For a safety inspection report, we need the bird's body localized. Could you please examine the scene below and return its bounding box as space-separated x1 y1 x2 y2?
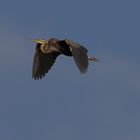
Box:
32 38 98 80
48 39 73 56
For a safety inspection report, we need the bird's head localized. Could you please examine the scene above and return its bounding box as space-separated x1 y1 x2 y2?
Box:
32 39 49 53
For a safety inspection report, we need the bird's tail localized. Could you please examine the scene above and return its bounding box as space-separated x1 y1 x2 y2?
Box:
88 56 99 62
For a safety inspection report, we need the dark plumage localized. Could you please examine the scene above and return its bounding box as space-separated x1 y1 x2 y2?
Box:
32 38 98 80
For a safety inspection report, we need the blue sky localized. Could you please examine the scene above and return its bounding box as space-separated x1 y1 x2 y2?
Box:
0 0 140 140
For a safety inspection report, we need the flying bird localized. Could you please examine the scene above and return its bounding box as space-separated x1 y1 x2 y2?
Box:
32 38 98 80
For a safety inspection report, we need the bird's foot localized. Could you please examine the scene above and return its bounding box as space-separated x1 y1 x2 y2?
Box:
88 56 99 62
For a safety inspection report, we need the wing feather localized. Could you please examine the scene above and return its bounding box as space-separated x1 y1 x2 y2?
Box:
65 39 88 73
32 48 60 80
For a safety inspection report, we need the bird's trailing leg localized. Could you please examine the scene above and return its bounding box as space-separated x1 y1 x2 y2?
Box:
88 56 99 62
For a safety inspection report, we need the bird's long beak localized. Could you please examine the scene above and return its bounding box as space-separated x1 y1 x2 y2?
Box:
31 39 48 44
31 39 39 43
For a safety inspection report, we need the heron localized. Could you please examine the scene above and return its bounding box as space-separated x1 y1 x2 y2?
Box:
32 38 98 80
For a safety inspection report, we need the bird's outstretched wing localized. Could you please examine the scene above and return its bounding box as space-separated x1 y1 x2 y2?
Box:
32 48 60 80
65 39 88 73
